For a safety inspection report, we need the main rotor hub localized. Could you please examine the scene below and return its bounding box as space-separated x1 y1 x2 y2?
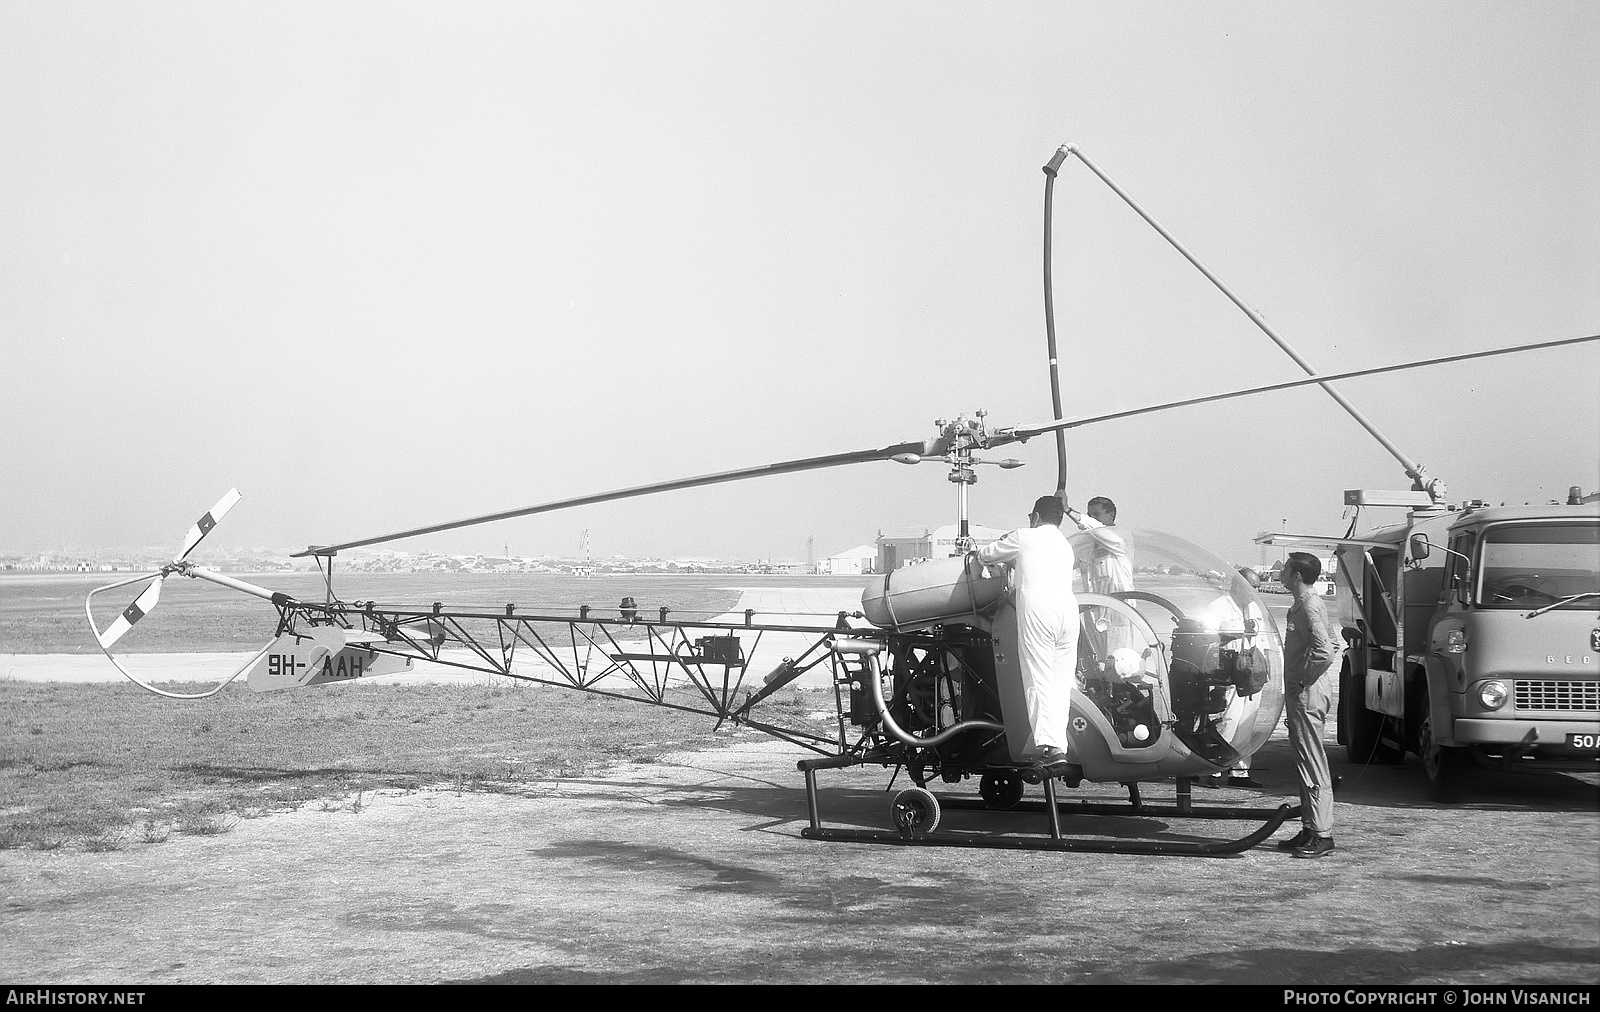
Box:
936 410 992 452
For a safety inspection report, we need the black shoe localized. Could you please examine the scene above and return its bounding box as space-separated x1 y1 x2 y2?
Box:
1227 775 1264 789
1276 829 1313 851
1036 747 1072 771
1024 747 1071 784
1292 835 1335 859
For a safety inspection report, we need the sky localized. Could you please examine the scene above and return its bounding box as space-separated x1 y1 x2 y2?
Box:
3 1 1597 567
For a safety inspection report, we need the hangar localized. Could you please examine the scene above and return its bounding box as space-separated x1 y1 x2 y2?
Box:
875 523 1004 573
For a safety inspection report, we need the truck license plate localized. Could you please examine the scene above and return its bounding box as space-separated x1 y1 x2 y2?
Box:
1568 733 1600 750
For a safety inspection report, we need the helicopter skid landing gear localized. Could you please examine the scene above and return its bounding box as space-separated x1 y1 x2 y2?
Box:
798 756 1298 856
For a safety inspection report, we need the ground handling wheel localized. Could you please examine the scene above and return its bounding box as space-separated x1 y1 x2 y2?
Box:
890 787 941 839
978 771 1025 810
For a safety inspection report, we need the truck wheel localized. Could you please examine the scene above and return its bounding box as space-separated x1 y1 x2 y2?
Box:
1342 662 1403 764
1419 685 1469 803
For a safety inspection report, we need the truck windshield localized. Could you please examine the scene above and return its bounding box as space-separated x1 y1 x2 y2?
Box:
1476 523 1600 609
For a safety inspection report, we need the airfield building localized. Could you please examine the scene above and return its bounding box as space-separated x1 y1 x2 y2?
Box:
876 524 1005 572
819 544 879 575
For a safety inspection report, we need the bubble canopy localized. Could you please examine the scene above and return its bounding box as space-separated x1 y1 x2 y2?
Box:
1066 525 1286 769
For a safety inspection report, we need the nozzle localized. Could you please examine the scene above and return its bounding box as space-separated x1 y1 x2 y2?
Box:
1043 144 1074 177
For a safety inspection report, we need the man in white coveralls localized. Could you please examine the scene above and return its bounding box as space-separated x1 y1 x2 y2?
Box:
1066 496 1132 595
975 494 1079 777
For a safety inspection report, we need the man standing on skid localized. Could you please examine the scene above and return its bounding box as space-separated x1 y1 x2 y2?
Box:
976 494 1080 776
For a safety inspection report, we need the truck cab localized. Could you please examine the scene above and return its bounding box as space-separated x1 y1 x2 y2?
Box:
1270 498 1599 801
1407 504 1600 799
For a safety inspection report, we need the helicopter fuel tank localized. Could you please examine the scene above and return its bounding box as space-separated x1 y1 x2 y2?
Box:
861 554 1008 631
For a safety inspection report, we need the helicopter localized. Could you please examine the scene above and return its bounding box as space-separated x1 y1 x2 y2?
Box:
83 145 1600 854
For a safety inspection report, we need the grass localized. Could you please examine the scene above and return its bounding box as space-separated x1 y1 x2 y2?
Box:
0 679 838 851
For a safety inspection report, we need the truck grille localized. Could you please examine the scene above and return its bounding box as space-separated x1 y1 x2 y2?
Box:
1514 681 1600 712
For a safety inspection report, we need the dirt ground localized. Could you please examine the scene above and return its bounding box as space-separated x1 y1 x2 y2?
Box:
2 725 1597 986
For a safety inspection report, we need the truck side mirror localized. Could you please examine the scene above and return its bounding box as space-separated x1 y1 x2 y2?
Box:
1408 533 1431 560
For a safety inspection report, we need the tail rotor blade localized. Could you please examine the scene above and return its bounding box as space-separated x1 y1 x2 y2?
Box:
176 488 241 562
94 575 164 649
88 489 243 656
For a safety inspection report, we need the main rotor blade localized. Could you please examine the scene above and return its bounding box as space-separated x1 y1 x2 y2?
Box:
293 439 937 557
993 333 1600 446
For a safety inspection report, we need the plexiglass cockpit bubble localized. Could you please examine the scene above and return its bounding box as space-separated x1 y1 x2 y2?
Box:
1066 526 1285 770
